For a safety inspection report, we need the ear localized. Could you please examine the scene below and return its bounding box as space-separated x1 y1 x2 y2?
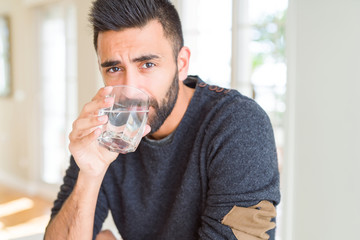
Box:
177 46 191 81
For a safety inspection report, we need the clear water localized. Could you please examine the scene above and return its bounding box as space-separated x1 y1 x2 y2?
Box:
99 131 134 153
98 109 148 153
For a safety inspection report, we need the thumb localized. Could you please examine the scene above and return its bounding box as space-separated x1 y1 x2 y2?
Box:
143 124 151 137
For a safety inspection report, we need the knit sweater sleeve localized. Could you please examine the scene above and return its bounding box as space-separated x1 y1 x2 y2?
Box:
198 94 281 240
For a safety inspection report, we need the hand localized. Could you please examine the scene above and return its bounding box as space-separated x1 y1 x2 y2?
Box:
95 230 117 240
69 86 151 177
69 86 117 177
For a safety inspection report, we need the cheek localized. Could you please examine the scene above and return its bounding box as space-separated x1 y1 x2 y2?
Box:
143 81 168 105
102 74 125 86
154 74 175 98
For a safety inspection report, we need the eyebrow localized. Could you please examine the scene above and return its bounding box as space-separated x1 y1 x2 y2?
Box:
132 54 160 63
101 60 121 68
100 54 160 68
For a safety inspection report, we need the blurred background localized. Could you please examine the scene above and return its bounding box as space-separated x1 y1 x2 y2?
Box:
0 0 359 239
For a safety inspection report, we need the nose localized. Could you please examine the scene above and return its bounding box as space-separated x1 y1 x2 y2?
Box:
123 67 141 88
123 68 150 98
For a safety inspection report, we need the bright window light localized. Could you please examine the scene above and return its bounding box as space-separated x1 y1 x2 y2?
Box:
0 198 34 218
38 3 77 184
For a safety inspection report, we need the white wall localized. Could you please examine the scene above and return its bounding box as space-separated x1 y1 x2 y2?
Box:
0 0 99 198
0 0 38 185
283 0 360 239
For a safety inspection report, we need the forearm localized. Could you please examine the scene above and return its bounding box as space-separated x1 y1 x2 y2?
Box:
45 87 118 239
45 171 106 240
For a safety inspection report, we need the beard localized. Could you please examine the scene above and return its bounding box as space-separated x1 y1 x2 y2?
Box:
147 71 179 134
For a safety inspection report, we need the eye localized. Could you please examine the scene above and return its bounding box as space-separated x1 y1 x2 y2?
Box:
141 62 155 69
107 67 121 73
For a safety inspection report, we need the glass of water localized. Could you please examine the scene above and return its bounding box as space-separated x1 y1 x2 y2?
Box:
98 85 149 153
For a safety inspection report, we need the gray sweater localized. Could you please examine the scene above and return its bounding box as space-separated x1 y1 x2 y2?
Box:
50 76 281 239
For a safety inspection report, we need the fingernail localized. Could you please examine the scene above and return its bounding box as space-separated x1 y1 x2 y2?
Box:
105 95 114 102
98 116 106 122
104 86 112 91
98 109 104 116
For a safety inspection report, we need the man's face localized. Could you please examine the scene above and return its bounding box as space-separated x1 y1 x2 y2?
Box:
96 20 179 134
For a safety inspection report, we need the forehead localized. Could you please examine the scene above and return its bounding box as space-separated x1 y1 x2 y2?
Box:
97 20 174 59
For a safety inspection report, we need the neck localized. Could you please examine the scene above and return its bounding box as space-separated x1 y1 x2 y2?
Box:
149 80 195 140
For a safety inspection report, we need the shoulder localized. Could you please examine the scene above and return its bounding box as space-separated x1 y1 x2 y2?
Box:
187 75 266 118
186 76 259 118
196 83 271 137
192 78 278 169
184 76 274 145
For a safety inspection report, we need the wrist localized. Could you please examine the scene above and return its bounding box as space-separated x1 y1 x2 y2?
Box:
70 170 106 210
76 168 107 191
72 153 110 179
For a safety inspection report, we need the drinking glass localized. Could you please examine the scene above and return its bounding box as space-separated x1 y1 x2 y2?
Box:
98 85 149 153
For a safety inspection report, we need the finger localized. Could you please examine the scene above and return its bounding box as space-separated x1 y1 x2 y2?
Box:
69 128 102 155
78 86 114 118
76 127 102 147
142 124 151 137
80 95 114 118
96 230 117 240
69 115 108 141
72 115 108 134
91 86 113 101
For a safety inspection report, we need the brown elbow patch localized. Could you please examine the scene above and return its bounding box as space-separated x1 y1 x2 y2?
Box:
221 200 276 240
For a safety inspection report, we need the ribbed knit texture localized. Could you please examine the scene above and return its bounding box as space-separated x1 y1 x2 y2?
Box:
50 76 280 240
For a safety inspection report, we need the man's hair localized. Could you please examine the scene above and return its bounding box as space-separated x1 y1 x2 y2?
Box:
89 0 184 58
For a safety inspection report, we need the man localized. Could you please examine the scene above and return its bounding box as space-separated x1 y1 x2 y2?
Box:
45 0 280 239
